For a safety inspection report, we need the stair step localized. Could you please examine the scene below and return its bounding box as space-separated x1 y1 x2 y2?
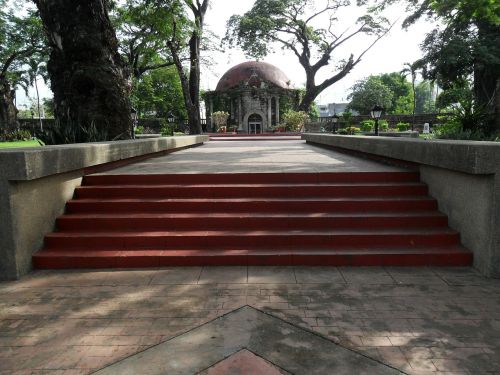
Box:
74 183 428 199
44 229 460 249
33 246 473 269
83 172 421 185
65 197 438 213
56 212 448 231
34 171 473 270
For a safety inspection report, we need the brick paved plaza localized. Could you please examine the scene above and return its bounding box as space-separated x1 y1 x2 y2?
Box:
1 140 499 374
1 266 500 374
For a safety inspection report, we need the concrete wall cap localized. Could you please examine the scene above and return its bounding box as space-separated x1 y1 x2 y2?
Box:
302 134 500 175
0 136 209 181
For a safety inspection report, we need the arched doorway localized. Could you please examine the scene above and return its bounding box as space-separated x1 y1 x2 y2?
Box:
248 113 263 134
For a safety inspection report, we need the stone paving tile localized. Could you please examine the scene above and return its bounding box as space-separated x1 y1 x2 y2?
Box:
247 267 296 284
198 266 247 284
339 267 396 284
1 266 500 374
149 267 202 285
294 266 346 284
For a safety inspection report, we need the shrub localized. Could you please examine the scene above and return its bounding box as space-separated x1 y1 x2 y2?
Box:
134 125 144 135
433 123 500 141
283 110 309 132
1 129 32 142
396 122 410 132
337 128 349 135
160 120 174 136
346 126 360 135
212 111 230 131
379 120 389 132
359 120 374 132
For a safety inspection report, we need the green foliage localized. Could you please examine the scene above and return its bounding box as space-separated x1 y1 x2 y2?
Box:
436 83 492 133
0 1 47 130
379 72 412 113
37 119 109 145
160 120 175 136
308 104 320 120
0 139 40 148
0 2 47 82
130 66 186 120
113 0 181 79
283 110 309 132
379 120 389 131
359 120 375 132
346 126 361 135
432 122 499 141
368 0 500 131
341 112 354 127
393 94 414 114
134 125 145 135
348 76 393 115
415 81 437 114
396 122 410 131
0 129 32 142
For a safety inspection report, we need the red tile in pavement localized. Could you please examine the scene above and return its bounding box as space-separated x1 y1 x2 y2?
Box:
198 349 288 375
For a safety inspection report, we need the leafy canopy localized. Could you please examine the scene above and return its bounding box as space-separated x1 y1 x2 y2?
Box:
0 1 46 87
225 0 392 111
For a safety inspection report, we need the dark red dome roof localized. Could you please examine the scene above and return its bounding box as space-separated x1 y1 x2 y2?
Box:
216 61 291 91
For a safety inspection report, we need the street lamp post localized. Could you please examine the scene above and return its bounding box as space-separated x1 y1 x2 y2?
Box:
331 114 339 133
370 105 384 136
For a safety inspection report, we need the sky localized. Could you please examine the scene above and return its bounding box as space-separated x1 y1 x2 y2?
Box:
17 0 433 108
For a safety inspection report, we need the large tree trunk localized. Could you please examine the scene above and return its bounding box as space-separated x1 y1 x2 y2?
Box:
33 0 132 142
188 34 202 134
0 78 19 135
475 22 500 134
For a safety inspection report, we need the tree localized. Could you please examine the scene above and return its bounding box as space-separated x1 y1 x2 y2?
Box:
226 0 392 112
347 76 393 115
131 66 187 120
379 72 412 113
0 2 45 134
142 0 208 135
283 110 309 132
415 81 436 114
364 0 500 132
33 0 133 142
113 0 177 80
401 62 419 122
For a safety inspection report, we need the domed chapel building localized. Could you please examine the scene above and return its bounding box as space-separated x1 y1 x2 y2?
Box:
204 61 301 133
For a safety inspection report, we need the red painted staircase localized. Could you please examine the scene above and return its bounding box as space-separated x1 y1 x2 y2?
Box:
33 172 473 269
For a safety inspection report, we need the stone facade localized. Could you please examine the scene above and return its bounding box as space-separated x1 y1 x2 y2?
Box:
205 61 300 133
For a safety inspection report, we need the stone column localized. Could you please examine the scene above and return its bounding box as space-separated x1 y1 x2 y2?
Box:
209 97 214 132
238 96 243 131
276 97 280 125
267 97 272 130
230 98 234 120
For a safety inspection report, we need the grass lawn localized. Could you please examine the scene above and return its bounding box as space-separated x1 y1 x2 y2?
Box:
0 140 41 149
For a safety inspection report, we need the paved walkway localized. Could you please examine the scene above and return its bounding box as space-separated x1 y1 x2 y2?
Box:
1 266 499 374
2 140 499 374
102 140 404 174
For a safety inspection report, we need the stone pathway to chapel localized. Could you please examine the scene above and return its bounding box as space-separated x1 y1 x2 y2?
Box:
101 139 405 174
1 140 499 374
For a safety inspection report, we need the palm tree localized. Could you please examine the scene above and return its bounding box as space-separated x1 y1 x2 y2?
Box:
401 62 418 130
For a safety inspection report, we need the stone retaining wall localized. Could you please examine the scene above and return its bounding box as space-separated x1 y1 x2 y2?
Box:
0 136 208 280
302 133 500 277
